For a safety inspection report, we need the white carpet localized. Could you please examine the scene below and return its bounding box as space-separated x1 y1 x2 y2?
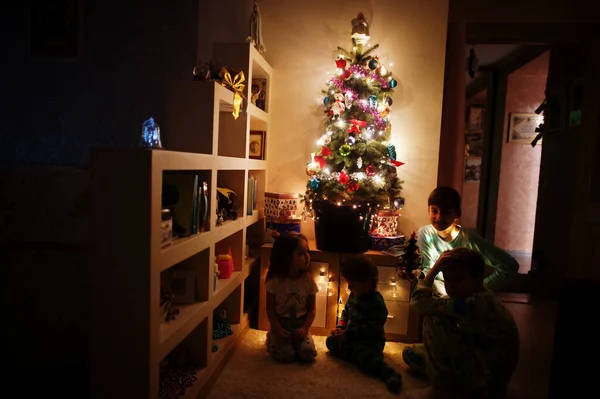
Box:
207 328 428 399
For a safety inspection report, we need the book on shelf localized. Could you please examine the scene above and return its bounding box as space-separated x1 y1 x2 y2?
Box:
162 173 209 237
197 181 209 232
247 174 258 215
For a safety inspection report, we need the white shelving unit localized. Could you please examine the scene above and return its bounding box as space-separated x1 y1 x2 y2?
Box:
89 43 271 399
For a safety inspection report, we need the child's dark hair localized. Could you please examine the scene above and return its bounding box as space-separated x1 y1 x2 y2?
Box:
266 232 308 281
428 186 461 216
444 247 486 279
341 255 379 287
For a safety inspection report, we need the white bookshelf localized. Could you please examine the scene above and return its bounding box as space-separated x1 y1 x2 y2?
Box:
89 43 271 399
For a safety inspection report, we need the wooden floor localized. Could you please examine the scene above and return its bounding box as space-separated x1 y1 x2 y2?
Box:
504 298 557 399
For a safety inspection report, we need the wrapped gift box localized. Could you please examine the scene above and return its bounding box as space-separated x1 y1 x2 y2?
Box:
370 210 400 237
370 234 405 251
265 192 299 221
265 219 301 243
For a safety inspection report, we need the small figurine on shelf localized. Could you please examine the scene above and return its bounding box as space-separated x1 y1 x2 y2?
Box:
247 3 266 54
396 231 422 280
140 117 164 149
217 187 238 221
216 210 224 226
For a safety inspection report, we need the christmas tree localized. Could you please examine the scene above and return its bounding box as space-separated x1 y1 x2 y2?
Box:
303 12 405 219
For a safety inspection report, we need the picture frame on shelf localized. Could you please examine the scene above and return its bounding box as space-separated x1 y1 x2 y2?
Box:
249 130 266 160
169 270 196 304
467 105 485 131
250 78 267 111
465 133 483 157
465 157 481 183
508 112 544 144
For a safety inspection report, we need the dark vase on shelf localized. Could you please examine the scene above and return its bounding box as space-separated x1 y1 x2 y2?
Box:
313 200 372 253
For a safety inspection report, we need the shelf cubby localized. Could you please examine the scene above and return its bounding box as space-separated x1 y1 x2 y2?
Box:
248 104 269 131
245 219 265 266
162 169 212 236
213 42 272 113
159 247 211 359
218 110 248 158
215 229 243 273
160 318 209 399
246 169 266 219
164 81 234 155
216 169 246 219
213 284 243 328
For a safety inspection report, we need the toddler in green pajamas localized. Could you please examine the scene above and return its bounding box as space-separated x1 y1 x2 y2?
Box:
326 255 402 394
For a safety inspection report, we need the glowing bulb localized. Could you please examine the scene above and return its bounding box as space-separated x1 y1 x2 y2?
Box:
389 63 393 67
323 167 330 174
337 202 341 206
317 269 328 292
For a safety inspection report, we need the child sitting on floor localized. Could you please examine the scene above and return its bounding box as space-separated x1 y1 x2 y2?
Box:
326 255 402 394
407 248 520 399
265 232 318 362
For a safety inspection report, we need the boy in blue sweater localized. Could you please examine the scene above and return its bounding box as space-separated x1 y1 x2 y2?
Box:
326 255 402 394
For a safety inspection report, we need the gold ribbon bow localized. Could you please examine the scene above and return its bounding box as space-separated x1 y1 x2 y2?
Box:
220 67 246 119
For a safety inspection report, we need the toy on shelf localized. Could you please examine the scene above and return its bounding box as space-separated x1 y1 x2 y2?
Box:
217 187 238 221
212 308 234 340
216 249 234 279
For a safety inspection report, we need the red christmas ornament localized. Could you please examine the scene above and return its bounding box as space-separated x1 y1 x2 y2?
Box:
321 146 332 156
348 181 359 192
341 69 351 80
366 165 377 177
338 171 349 184
348 119 367 134
391 160 405 167
335 59 347 69
314 155 326 168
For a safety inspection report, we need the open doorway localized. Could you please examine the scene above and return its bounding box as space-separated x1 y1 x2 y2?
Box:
494 51 549 274
464 45 549 276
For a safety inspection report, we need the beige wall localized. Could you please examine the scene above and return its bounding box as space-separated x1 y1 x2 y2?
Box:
257 0 449 239
495 51 549 256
